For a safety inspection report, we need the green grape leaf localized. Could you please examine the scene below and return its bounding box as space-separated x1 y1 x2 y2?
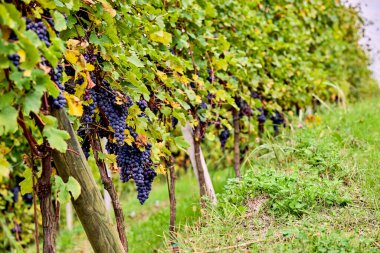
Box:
66 176 81 200
52 176 81 204
23 85 45 114
43 126 70 153
20 168 33 195
127 53 144 68
172 110 186 126
16 32 40 70
0 3 23 29
174 136 190 151
0 106 18 135
53 11 67 32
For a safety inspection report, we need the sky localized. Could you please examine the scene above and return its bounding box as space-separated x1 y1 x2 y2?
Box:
345 0 380 82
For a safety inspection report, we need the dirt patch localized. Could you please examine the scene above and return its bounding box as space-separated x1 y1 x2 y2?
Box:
246 195 269 213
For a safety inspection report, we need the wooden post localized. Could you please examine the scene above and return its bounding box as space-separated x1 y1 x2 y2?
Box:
65 203 73 231
166 157 177 245
180 122 217 205
51 109 124 253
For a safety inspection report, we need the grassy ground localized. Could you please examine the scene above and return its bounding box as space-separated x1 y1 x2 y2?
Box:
54 167 230 253
169 99 380 252
48 98 380 252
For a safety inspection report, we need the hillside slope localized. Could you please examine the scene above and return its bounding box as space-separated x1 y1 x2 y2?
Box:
169 99 380 252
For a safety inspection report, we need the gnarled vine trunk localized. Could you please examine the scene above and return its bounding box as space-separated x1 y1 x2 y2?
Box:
38 149 56 253
232 108 241 178
51 109 124 253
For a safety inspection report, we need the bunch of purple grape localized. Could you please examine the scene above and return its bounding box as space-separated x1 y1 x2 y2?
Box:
235 98 253 117
94 83 132 146
105 130 156 204
219 126 230 149
26 19 51 46
49 65 67 109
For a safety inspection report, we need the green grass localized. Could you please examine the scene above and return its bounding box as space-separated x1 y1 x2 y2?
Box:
53 167 230 253
170 99 380 252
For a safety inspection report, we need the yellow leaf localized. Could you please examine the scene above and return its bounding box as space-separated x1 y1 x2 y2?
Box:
23 70 32 77
18 49 26 63
156 164 166 175
150 31 172 45
0 143 10 155
86 63 95 71
0 155 10 180
64 93 83 116
66 39 80 49
170 101 181 109
65 50 79 65
156 71 167 81
179 75 189 84
136 135 148 149
67 39 89 49
166 60 184 73
100 0 116 17
124 129 134 146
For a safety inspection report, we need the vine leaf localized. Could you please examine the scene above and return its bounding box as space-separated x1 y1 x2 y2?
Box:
64 93 83 116
52 175 81 204
53 11 67 32
0 155 10 180
150 31 172 45
41 115 70 153
0 107 18 135
43 126 70 153
20 168 33 195
23 84 45 114
126 53 144 68
66 176 81 200
174 136 190 151
100 0 116 17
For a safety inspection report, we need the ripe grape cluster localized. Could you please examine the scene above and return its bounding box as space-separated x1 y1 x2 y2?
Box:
116 144 156 204
62 49 157 204
94 83 132 146
105 131 157 204
26 19 50 47
23 17 67 109
207 68 215 83
8 54 20 67
199 102 208 109
235 98 253 117
171 116 178 128
49 65 67 109
257 107 266 123
136 99 148 111
251 92 266 123
77 128 91 159
219 126 230 149
81 89 97 124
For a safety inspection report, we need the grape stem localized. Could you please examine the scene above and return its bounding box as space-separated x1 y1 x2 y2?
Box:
17 112 43 157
